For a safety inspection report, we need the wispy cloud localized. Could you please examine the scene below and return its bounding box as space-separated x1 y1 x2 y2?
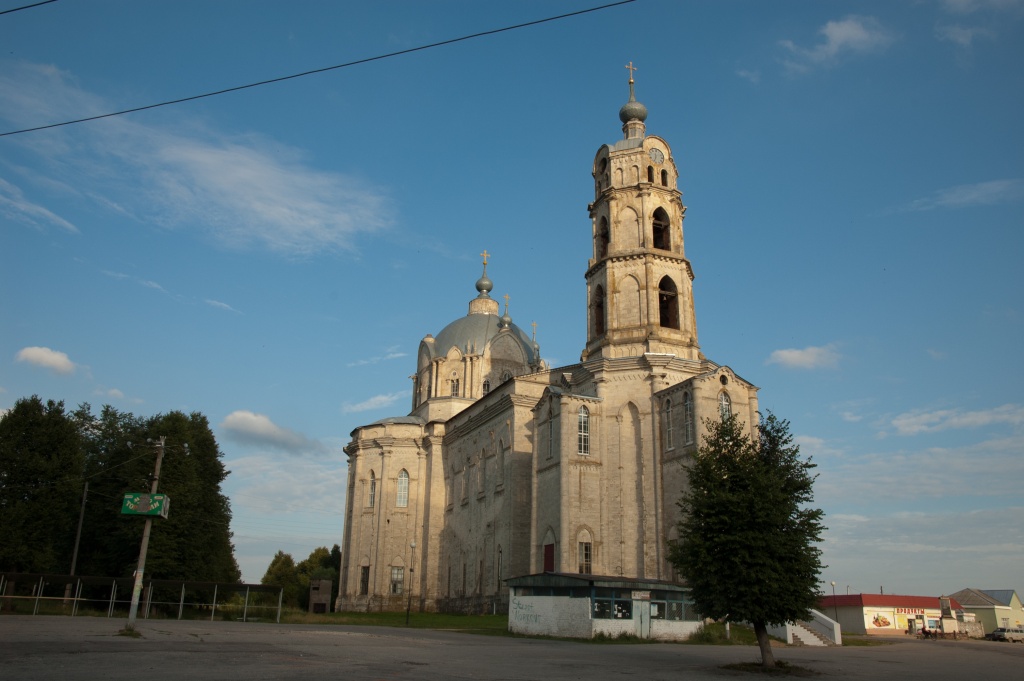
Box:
221 410 328 455
0 177 77 232
942 0 1024 14
0 60 393 257
341 391 406 414
205 299 241 314
889 404 1024 436
346 346 408 367
735 68 760 84
779 15 895 73
900 178 1024 212
15 346 77 374
935 24 995 47
766 344 840 369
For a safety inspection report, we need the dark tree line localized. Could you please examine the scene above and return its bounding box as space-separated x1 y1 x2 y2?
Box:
0 395 240 584
261 545 340 610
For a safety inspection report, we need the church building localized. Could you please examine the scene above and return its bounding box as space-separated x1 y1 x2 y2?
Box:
337 72 759 613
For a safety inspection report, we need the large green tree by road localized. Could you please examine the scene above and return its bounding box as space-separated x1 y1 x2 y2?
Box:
0 396 240 584
668 412 825 669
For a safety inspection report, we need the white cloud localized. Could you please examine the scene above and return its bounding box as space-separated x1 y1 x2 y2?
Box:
902 178 1024 211
205 299 241 314
0 60 393 257
766 344 840 369
795 435 845 459
0 177 77 232
779 15 895 73
341 391 406 414
935 24 995 47
346 346 408 367
15 346 76 374
889 404 1024 436
942 0 1024 14
735 68 760 84
221 410 328 455
94 387 124 399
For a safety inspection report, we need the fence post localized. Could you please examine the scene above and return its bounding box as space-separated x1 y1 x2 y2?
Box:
108 580 117 617
242 586 250 622
178 584 185 620
33 576 44 615
73 579 82 616
210 584 218 622
276 588 283 623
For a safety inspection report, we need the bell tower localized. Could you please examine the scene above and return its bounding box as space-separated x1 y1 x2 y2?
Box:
583 65 699 362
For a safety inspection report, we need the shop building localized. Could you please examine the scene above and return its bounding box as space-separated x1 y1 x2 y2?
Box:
819 594 963 636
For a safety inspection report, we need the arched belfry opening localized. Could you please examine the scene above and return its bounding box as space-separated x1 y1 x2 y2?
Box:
596 217 609 259
652 207 670 251
658 276 679 329
592 285 606 336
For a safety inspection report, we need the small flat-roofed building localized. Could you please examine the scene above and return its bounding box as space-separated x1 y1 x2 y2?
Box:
505 573 701 641
948 588 1023 634
819 594 962 636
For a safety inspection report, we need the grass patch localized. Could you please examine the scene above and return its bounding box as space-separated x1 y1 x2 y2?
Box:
841 635 892 647
722 660 817 676
682 622 761 645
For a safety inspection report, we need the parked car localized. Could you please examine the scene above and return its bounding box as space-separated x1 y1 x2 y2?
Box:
988 627 1024 642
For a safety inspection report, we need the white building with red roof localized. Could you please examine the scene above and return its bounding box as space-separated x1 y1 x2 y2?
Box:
819 594 964 636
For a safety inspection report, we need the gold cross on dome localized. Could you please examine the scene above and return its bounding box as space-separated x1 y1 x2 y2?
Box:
625 61 637 84
480 249 490 265
503 293 510 313
531 321 537 341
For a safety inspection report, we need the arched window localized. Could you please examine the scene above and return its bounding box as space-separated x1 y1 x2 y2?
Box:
578 406 591 456
368 470 376 508
592 286 606 336
664 398 674 450
647 165 654 183
658 276 680 329
652 208 670 250
396 469 409 508
482 379 490 395
578 529 593 574
450 377 460 397
719 391 732 419
661 169 668 186
501 370 513 382
683 391 695 445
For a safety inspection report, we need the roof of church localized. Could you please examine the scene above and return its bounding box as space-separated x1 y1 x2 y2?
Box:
367 415 424 426
432 312 538 363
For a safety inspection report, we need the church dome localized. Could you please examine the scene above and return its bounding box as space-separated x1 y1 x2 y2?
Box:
618 79 647 123
432 313 540 365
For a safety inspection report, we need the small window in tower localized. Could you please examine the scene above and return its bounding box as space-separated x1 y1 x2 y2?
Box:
368 471 376 508
597 217 609 259
647 165 654 183
482 379 491 395
450 378 460 397
683 391 695 445
652 208 671 250
661 169 669 186
658 276 680 329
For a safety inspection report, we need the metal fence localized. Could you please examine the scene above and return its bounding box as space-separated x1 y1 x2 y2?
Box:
0 572 284 622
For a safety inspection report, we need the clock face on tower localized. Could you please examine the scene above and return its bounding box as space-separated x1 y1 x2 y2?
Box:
648 148 664 164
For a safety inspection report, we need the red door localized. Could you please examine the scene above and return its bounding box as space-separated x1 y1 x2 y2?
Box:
543 543 555 572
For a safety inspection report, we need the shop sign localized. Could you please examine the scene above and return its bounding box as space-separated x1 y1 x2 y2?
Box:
895 607 926 615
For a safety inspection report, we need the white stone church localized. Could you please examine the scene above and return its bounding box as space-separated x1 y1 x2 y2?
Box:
337 74 759 613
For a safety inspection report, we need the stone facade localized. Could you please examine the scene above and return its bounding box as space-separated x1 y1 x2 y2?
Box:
337 77 759 614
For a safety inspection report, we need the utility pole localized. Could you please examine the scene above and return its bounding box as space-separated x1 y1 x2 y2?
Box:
126 436 165 629
63 481 89 606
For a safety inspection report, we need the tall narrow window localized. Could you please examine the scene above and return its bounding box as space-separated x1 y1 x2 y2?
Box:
683 392 695 445
450 378 460 397
647 165 654 182
396 469 409 508
368 471 376 508
497 546 502 584
658 276 679 329
661 169 668 186
578 406 590 456
359 566 370 595
578 541 592 574
390 566 404 595
592 286 606 336
652 208 670 250
597 217 609 259
482 379 490 394
665 398 674 450
719 391 732 419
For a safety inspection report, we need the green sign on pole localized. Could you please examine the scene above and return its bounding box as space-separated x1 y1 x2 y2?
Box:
121 493 170 518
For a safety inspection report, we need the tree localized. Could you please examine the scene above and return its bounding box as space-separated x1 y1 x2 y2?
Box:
0 397 85 573
668 412 825 669
261 551 303 607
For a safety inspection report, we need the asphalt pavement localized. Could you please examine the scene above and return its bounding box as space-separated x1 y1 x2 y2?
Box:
2 615 1022 680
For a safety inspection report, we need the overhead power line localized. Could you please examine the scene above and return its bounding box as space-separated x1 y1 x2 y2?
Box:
0 0 636 138
0 0 59 16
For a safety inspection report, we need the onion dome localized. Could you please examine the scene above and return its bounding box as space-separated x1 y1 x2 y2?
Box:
618 77 647 123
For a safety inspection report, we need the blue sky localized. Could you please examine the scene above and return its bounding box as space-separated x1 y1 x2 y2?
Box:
2 0 1022 596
